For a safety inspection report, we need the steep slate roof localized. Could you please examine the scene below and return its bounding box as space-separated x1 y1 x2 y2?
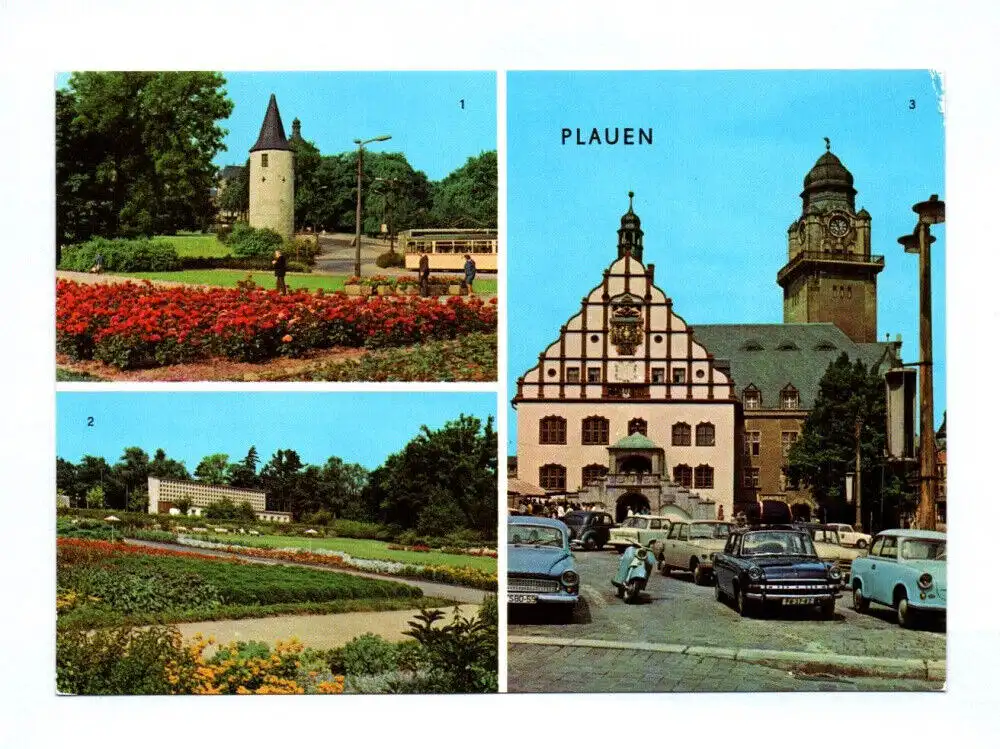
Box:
691 323 900 410
249 94 291 152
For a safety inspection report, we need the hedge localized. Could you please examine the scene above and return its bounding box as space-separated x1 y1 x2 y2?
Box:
58 238 181 273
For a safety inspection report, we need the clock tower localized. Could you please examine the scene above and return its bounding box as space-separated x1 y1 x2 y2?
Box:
776 142 884 343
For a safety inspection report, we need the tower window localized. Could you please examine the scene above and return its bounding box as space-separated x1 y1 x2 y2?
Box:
695 422 715 447
671 422 691 446
539 416 566 445
539 464 566 492
582 416 610 445
261 153 269 168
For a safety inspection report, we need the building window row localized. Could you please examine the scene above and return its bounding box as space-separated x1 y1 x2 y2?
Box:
742 384 800 410
671 422 715 447
540 417 717 447
540 463 714 491
673 463 715 489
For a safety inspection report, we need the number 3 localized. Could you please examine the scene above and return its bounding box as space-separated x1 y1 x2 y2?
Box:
909 99 916 109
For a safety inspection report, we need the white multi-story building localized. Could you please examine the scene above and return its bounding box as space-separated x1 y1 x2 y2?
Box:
147 477 291 523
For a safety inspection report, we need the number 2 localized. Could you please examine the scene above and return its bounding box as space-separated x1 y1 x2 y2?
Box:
87 416 94 426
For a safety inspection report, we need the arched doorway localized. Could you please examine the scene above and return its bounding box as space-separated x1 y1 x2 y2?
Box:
616 492 651 522
616 454 653 474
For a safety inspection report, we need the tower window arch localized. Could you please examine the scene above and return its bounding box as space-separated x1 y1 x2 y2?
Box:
671 422 691 446
539 416 566 445
261 153 269 168
695 422 716 447
694 464 715 489
628 418 647 436
582 416 610 445
539 464 566 491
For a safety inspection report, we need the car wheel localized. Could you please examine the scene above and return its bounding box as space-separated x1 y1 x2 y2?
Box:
691 560 705 586
736 586 753 618
624 580 640 604
897 594 913 628
582 534 596 551
820 599 836 619
852 585 870 613
613 583 623 599
856 539 868 549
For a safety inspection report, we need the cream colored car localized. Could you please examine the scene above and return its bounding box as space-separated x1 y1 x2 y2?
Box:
608 515 674 553
651 520 733 585
811 526 862 570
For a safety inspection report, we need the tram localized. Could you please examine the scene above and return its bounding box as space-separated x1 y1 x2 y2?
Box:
400 228 498 272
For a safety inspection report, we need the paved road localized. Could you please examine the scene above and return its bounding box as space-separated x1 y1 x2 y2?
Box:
126 538 489 604
508 548 945 692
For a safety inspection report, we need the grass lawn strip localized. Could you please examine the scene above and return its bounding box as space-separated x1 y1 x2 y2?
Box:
153 234 230 257
197 533 497 573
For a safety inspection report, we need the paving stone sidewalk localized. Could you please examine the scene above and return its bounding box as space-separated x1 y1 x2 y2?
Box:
508 643 943 693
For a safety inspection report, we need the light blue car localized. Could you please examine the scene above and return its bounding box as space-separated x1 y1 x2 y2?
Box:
507 515 580 622
849 529 946 628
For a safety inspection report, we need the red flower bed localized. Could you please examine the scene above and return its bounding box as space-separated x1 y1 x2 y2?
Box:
56 538 244 567
56 280 497 369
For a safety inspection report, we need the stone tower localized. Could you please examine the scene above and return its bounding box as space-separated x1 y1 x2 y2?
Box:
776 142 884 343
248 93 294 239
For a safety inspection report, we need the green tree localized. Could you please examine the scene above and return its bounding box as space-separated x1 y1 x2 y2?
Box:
218 161 249 221
226 446 260 489
194 453 230 485
56 72 233 241
260 449 305 514
148 448 190 481
110 447 150 511
85 485 106 510
174 496 193 516
57 458 79 503
786 354 903 529
429 151 497 228
362 152 433 235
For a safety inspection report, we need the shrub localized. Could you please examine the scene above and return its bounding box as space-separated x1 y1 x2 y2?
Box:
57 625 183 695
284 236 322 266
179 255 312 273
58 238 181 273
329 519 395 541
200 499 256 523
227 223 284 258
339 633 400 676
375 251 406 269
214 224 233 243
401 601 498 693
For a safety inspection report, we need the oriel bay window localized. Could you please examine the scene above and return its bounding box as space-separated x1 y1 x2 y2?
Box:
582 416 610 445
673 464 693 488
695 422 715 446
694 464 715 489
671 422 691 446
539 464 566 491
539 416 566 445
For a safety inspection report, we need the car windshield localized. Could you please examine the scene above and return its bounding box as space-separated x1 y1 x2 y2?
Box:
620 517 641 528
509 525 565 547
562 513 586 527
742 531 815 556
900 539 946 561
691 523 730 539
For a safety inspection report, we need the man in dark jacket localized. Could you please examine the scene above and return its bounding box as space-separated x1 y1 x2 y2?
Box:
419 253 430 297
462 254 476 294
272 249 287 294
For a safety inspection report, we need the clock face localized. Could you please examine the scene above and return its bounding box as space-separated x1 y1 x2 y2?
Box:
828 215 850 238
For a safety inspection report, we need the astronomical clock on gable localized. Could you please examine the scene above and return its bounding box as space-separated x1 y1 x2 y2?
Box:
513 194 740 522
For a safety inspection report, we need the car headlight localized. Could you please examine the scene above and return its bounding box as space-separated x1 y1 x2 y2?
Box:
636 548 648 560
918 573 933 590
561 570 579 587
747 566 764 581
701 554 709 560
828 565 842 581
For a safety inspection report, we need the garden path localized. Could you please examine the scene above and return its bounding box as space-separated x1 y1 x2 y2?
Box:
176 605 480 651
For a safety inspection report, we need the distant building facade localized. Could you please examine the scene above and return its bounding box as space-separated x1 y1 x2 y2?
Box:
513 194 740 522
147 477 291 523
248 93 295 239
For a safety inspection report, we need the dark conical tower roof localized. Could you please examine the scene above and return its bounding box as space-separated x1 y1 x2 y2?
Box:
617 191 644 263
249 94 291 152
800 139 856 213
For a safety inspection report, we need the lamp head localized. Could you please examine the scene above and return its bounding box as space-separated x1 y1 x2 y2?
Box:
913 194 945 225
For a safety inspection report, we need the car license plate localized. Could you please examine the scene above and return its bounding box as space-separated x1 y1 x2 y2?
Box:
782 597 816 606
508 593 538 604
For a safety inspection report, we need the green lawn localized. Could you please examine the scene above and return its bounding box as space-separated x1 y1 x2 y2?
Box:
212 534 497 573
153 234 230 257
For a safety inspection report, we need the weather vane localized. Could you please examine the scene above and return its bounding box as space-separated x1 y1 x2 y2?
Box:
824 137 831 151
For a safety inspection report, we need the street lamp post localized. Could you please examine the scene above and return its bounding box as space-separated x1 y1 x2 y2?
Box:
353 135 392 277
898 194 945 531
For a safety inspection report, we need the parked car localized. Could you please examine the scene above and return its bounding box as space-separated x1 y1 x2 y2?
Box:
608 514 673 553
651 520 732 585
828 523 872 549
713 525 842 618
848 529 946 628
562 510 616 551
507 515 580 622
807 524 863 570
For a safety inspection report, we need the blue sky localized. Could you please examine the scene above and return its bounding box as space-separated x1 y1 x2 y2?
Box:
507 70 946 451
56 71 497 181
57 392 495 470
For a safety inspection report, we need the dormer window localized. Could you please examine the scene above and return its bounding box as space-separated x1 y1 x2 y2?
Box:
780 385 800 410
743 386 761 410
776 340 799 351
742 340 765 352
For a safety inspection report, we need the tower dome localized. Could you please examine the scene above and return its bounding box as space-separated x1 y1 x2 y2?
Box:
800 140 857 213
617 191 645 263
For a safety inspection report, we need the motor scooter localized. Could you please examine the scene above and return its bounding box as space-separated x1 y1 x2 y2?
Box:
611 543 653 604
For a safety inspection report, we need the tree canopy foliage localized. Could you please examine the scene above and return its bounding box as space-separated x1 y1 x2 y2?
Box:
785 353 915 528
56 72 233 249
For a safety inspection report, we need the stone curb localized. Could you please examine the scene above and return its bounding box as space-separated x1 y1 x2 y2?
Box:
508 635 945 681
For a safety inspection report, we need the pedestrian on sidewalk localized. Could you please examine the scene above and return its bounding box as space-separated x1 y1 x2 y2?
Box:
419 252 430 296
272 249 288 294
462 254 476 294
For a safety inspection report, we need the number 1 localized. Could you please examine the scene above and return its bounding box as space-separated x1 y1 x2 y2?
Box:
460 99 465 109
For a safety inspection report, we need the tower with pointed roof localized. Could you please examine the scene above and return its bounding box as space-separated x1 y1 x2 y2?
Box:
776 142 884 343
513 193 738 521
248 93 294 239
